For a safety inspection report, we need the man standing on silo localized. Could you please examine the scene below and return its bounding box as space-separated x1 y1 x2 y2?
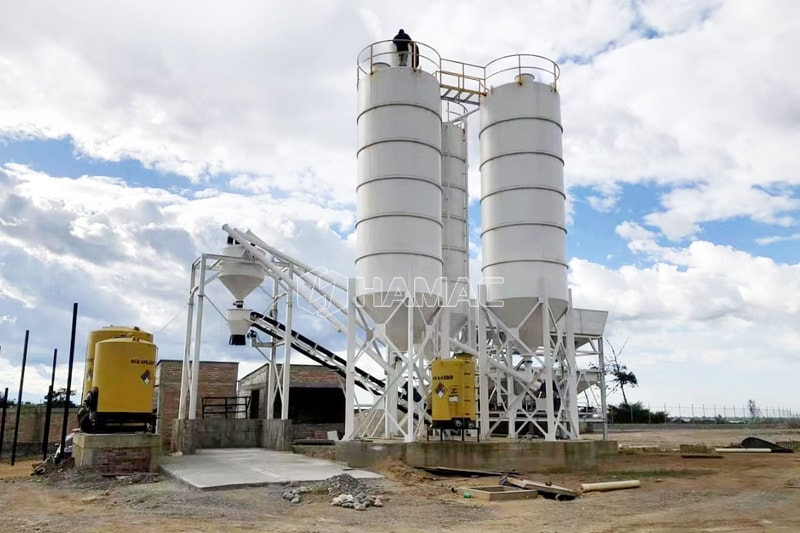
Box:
393 29 412 67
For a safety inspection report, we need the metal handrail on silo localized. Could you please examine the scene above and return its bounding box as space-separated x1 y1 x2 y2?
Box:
356 40 442 83
439 58 487 103
483 53 560 91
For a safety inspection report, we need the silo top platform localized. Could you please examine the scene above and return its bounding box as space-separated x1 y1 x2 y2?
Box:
357 41 560 106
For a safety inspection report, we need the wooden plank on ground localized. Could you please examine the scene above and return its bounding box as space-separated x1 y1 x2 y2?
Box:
420 466 506 477
457 486 538 501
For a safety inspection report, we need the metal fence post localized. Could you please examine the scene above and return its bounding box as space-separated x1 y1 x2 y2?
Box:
41 348 58 460
0 387 8 460
59 303 79 458
11 330 31 466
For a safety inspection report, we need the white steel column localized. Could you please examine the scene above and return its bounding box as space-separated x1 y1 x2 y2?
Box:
188 255 207 420
266 280 278 420
281 267 294 420
478 285 490 440
440 303 451 359
599 337 608 441
542 294 556 441
385 352 398 437
507 340 517 438
178 262 196 420
345 278 357 438
405 293 415 443
566 289 579 437
467 298 476 349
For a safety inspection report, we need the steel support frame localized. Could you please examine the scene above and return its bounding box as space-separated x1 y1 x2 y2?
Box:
346 289 438 442
196 226 438 442
571 332 606 438
178 252 295 422
473 287 578 441
182 226 598 445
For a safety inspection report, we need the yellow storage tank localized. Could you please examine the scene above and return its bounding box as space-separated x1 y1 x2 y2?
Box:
430 353 476 430
86 337 157 431
82 326 153 399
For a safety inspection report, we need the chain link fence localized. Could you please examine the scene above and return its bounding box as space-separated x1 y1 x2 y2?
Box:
607 402 799 424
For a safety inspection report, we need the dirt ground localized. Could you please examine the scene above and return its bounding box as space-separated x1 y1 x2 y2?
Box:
2 426 800 533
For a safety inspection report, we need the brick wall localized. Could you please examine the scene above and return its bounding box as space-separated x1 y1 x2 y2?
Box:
155 360 239 450
0 405 72 458
1 360 239 457
293 423 345 440
73 433 159 474
238 363 344 419
92 446 154 474
239 364 342 389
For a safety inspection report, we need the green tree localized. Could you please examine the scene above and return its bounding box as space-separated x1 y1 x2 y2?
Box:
609 401 666 424
605 337 638 406
44 387 76 408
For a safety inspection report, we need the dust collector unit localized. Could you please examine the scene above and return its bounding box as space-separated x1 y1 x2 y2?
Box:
218 236 264 345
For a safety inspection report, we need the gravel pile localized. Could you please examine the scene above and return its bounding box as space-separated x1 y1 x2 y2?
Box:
41 465 159 491
330 492 383 510
319 474 384 510
320 473 367 497
281 485 311 504
41 466 113 490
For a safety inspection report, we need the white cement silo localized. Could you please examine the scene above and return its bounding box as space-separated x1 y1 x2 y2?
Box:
479 75 568 349
355 65 443 351
441 119 470 338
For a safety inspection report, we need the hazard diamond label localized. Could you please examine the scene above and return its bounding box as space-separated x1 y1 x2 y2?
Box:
435 382 448 398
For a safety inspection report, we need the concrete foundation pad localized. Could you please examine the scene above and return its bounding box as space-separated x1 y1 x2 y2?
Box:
160 448 382 490
336 439 618 473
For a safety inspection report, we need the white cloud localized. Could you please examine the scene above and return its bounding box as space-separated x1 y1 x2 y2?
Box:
562 0 800 237
756 232 800 246
0 163 356 401
571 231 800 409
586 190 619 213
615 221 660 255
0 0 798 413
635 0 722 35
644 184 799 241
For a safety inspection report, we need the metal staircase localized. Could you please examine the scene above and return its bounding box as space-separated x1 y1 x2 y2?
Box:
248 311 385 398
247 311 420 416
439 59 486 106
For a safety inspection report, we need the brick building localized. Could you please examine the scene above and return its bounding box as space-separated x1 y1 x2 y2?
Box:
238 364 345 439
154 360 239 449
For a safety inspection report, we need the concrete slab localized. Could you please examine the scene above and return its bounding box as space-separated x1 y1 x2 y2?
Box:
160 448 383 490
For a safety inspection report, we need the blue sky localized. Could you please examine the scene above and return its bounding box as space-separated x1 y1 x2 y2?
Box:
1 0 799 415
